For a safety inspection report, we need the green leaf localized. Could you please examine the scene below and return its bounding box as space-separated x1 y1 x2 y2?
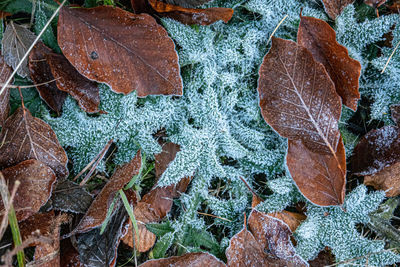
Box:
100 195 118 235
35 1 60 53
151 232 174 259
146 221 174 237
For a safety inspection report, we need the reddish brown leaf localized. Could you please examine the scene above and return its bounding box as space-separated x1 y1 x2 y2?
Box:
268 210 306 232
58 6 182 97
0 12 11 19
131 0 153 14
73 151 141 233
0 106 68 178
0 160 56 221
364 161 400 197
148 0 234 25
19 211 55 246
286 138 346 206
321 0 355 19
247 210 308 267
46 52 100 113
0 54 12 127
298 15 361 111
139 252 225 267
258 37 341 155
391 104 400 125
60 239 84 267
29 42 67 114
123 143 191 252
309 248 335 267
365 0 387 8
351 126 400 176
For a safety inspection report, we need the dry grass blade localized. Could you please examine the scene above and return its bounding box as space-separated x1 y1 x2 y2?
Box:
0 174 20 240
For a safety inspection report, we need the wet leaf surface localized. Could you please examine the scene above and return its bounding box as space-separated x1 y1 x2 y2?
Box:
0 106 69 178
0 160 56 221
58 6 182 96
29 42 67 114
139 252 226 267
298 15 361 111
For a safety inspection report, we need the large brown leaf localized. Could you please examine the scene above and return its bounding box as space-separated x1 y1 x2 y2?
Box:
139 252 225 267
351 126 400 176
297 15 361 111
0 160 56 221
0 54 12 127
29 42 67 114
73 151 141 233
148 0 234 25
258 37 341 155
247 210 308 267
46 52 100 113
321 0 354 19
286 138 346 206
0 107 68 178
58 6 182 97
268 210 306 232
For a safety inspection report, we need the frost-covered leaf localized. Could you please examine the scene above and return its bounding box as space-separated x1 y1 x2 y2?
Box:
365 0 387 8
76 205 127 267
364 161 400 197
258 37 341 155
286 138 346 206
58 6 182 96
0 160 56 221
139 252 225 267
268 210 306 232
148 0 234 25
163 0 211 8
49 180 93 214
321 0 354 19
1 21 36 78
351 125 400 176
297 15 361 111
73 151 141 233
0 106 68 178
248 210 308 267
46 52 100 113
0 54 12 127
29 42 67 114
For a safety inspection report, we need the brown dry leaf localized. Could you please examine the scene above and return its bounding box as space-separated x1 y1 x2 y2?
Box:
139 252 225 267
0 12 11 19
309 248 335 267
258 37 341 155
365 0 387 8
1 21 36 78
58 6 182 97
73 151 141 233
298 15 361 111
0 160 56 221
351 125 400 176
268 210 306 232
60 239 84 267
148 0 234 25
364 161 400 197
247 210 308 267
251 192 263 208
46 52 100 113
286 138 346 206
123 143 191 252
162 0 211 8
0 106 68 178
29 42 67 114
0 54 12 127
391 104 400 125
321 0 355 19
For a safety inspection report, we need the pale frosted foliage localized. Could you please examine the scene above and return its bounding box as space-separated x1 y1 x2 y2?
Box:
295 185 400 266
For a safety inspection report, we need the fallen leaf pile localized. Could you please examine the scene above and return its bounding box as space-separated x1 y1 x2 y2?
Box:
258 14 361 206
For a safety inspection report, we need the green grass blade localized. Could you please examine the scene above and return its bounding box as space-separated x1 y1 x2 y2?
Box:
119 189 139 243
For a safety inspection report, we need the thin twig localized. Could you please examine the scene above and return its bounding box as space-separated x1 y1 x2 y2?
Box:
0 0 67 97
0 77 60 89
267 14 288 46
381 39 400 74
197 211 232 222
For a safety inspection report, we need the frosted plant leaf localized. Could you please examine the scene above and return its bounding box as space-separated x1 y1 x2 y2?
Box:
1 21 36 78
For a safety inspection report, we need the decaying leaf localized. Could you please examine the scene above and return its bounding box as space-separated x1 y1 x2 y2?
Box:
29 42 67 114
148 0 234 25
365 0 387 8
0 12 11 19
351 126 400 176
0 107 69 178
20 211 54 247
0 160 56 221
297 15 361 111
321 0 355 19
0 54 12 127
309 249 335 267
258 37 341 155
162 0 211 8
123 143 191 252
60 239 84 267
139 252 225 267
58 6 182 96
391 104 400 125
46 52 100 113
247 210 308 267
73 151 141 233
286 138 346 206
76 206 128 267
1 21 36 78
48 180 93 214
268 210 306 232
364 161 400 197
